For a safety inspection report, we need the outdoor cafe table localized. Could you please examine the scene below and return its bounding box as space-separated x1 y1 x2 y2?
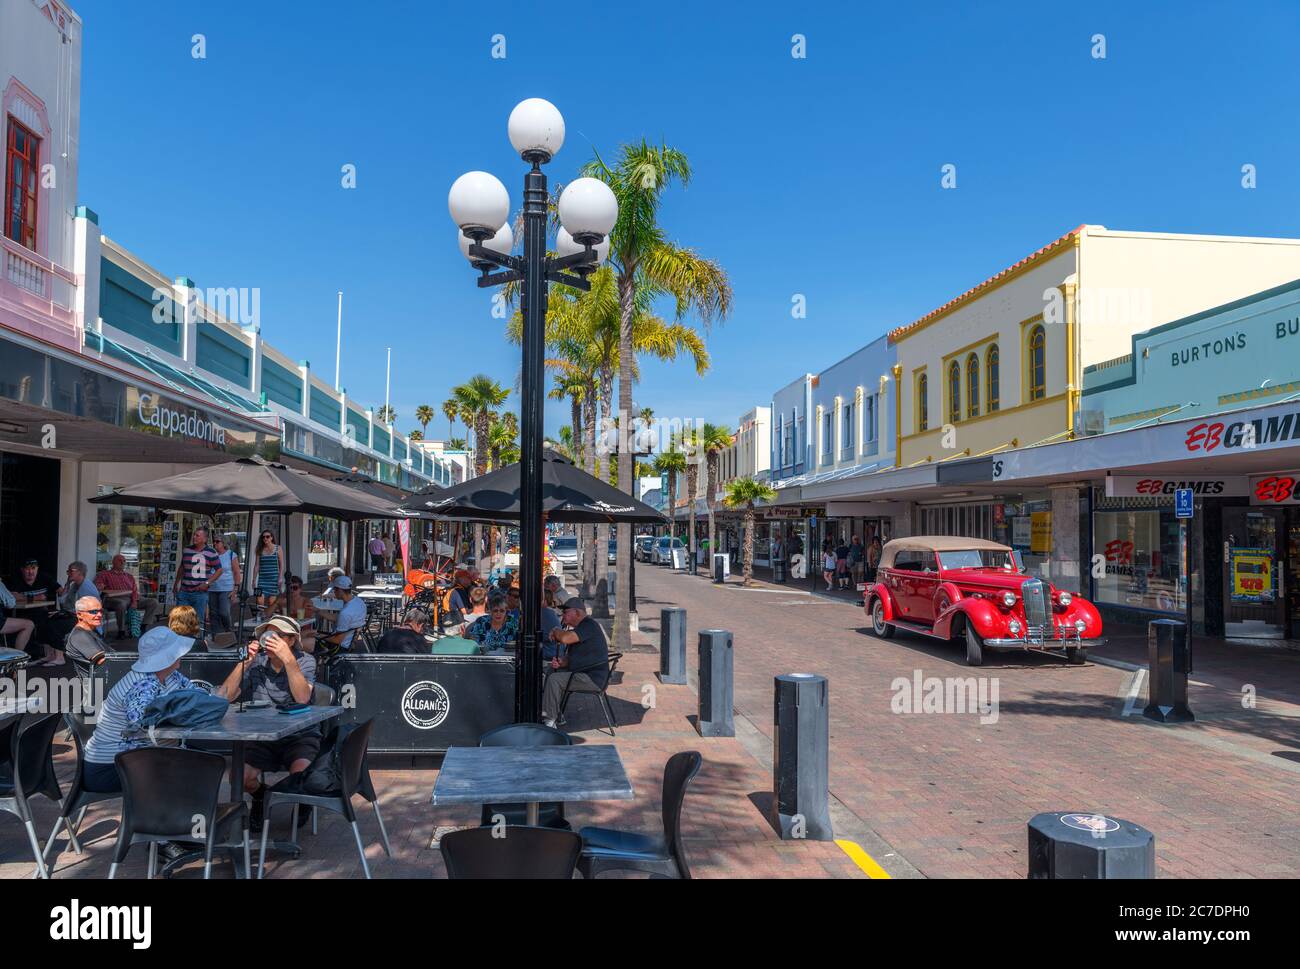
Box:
431 744 634 826
9 598 54 611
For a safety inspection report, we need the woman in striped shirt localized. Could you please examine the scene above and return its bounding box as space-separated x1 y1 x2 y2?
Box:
253 530 284 614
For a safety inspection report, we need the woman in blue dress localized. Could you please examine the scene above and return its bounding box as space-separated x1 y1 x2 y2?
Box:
253 529 284 613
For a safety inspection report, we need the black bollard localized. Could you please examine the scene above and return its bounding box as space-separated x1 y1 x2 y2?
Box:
659 608 687 685
772 673 833 841
697 629 734 737
712 553 726 584
1027 812 1155 878
1143 619 1194 723
773 556 786 583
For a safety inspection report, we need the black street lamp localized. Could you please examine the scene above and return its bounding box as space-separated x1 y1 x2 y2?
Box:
448 98 617 722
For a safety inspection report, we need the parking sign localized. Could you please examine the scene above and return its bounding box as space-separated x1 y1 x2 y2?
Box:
1175 488 1194 519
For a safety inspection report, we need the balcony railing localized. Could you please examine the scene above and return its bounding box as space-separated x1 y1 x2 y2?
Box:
2 235 76 315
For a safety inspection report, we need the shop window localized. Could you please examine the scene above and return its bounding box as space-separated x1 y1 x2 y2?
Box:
865 395 875 442
842 402 854 456
5 116 40 251
916 373 928 432
821 411 832 463
1093 509 1182 613
966 353 980 418
947 361 961 425
987 344 1000 412
1026 325 1046 401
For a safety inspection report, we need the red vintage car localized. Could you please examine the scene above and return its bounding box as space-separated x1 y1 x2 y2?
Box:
861 537 1105 666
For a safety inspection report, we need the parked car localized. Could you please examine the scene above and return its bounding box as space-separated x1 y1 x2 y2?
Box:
861 537 1105 666
634 535 655 561
549 535 579 571
652 536 685 565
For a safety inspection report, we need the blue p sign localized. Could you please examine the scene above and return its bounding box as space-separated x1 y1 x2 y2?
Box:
1175 488 1194 519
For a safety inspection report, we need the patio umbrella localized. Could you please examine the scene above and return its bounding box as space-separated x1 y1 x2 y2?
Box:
397 450 667 525
90 457 405 662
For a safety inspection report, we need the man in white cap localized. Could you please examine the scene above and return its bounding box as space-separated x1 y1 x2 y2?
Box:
318 576 366 652
82 625 198 794
216 614 316 832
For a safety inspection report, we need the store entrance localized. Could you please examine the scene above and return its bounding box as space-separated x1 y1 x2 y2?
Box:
1222 506 1286 638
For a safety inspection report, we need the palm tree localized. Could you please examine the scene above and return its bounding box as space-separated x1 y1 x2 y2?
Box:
702 422 733 567
724 477 777 586
452 375 509 566
683 426 702 566
447 437 468 450
408 428 424 441
653 448 687 539
376 404 396 425
581 142 732 647
549 372 587 467
441 398 458 440
415 404 435 438
452 375 509 477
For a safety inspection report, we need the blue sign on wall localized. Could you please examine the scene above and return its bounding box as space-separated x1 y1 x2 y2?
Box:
1175 488 1194 519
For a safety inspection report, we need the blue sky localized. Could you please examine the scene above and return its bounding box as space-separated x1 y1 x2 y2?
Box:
74 0 1300 440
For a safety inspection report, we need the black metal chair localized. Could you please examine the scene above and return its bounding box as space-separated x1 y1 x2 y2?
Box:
578 750 702 880
0 712 64 878
108 746 250 879
440 825 582 879
477 723 572 830
257 718 390 879
41 710 123 871
558 652 623 736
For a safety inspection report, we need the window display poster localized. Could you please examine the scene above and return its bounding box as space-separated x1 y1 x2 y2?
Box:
1031 512 1053 555
1012 516 1032 547
1230 548 1275 603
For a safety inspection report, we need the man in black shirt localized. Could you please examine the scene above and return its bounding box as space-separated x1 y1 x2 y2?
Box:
9 558 61 660
378 608 430 654
541 597 608 728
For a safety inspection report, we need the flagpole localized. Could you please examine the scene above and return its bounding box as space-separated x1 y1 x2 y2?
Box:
334 291 343 390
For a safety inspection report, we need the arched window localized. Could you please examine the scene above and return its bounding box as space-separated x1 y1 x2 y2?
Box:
1027 325 1046 401
966 353 980 418
917 373 928 432
947 361 961 425
987 344 1000 412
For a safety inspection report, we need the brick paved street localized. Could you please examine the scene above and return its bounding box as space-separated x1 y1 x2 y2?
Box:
632 564 1300 879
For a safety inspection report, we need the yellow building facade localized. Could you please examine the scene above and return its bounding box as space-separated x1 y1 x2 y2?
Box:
891 225 1300 467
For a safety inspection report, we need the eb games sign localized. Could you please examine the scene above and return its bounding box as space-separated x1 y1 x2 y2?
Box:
1183 407 1300 455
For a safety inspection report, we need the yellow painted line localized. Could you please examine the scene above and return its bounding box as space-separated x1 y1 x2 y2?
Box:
835 839 891 878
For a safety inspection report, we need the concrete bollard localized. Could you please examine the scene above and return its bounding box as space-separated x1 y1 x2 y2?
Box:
697 629 734 738
1143 619 1194 723
1027 812 1155 878
772 673 833 841
659 608 687 685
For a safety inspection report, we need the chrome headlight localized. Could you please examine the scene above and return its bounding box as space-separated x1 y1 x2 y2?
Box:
1008 619 1022 635
1002 591 1017 608
1057 591 1072 607
1074 618 1087 633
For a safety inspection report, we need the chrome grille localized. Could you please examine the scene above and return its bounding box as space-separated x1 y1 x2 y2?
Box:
1021 578 1049 635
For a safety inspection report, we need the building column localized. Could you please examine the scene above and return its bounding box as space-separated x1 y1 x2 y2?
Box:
1049 483 1088 593
297 361 311 418
73 207 102 349
854 386 865 462
174 277 199 368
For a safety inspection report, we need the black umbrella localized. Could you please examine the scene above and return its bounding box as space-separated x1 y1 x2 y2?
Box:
398 450 667 524
90 456 404 521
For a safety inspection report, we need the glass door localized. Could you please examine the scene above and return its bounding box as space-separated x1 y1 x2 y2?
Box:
1222 507 1284 638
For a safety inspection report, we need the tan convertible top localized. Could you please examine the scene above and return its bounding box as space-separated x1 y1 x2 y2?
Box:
878 536 1013 569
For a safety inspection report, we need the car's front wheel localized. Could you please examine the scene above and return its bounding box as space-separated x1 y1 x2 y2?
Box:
870 598 895 639
965 624 985 666
1065 645 1087 665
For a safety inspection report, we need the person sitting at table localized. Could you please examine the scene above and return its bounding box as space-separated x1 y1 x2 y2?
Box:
320 567 346 599
167 604 208 653
456 585 488 633
62 595 114 682
505 584 522 618
82 625 198 794
377 607 430 654
94 554 160 640
214 615 316 833
317 576 366 652
543 574 567 609
446 569 474 621
0 578 35 658
8 557 60 663
539 590 562 661
542 597 609 729
44 560 101 665
464 593 520 655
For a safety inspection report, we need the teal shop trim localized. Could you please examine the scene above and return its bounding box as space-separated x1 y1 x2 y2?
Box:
346 406 369 446
75 205 99 224
309 385 341 429
262 358 302 410
174 276 196 288
196 321 252 388
99 259 181 354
